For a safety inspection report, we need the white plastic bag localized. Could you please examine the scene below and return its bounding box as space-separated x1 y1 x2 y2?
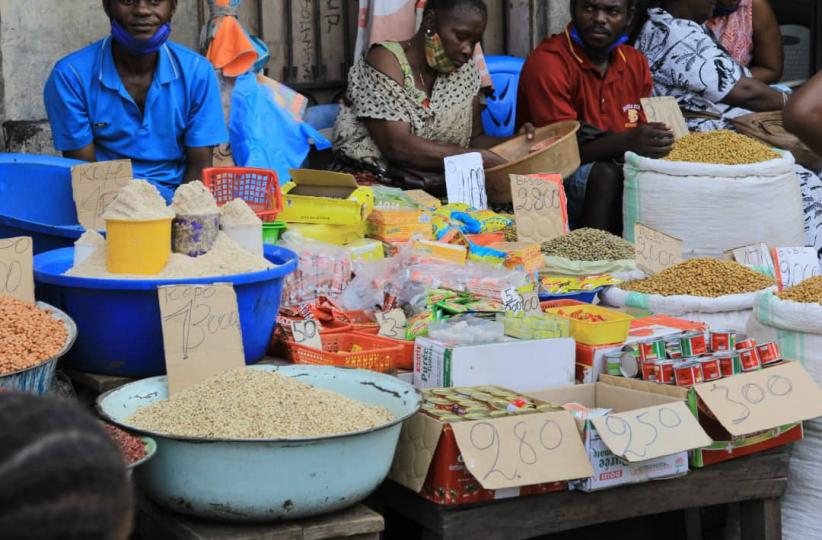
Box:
601 282 774 332
746 292 822 540
622 151 805 258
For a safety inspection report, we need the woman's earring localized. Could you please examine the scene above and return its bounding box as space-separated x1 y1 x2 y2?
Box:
426 27 434 36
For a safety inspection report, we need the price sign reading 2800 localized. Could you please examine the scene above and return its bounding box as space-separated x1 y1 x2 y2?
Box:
158 283 245 396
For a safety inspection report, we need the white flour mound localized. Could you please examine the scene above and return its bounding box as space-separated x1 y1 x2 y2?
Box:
173 181 219 216
66 232 274 279
103 180 174 221
220 198 262 227
76 230 106 246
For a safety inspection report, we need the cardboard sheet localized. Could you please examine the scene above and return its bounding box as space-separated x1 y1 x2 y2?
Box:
389 413 445 492
158 283 246 396
451 411 594 490
694 362 822 437
0 236 34 303
635 223 683 275
641 97 689 139
71 159 133 230
510 174 567 244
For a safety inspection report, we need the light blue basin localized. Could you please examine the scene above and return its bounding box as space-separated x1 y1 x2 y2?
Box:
97 365 420 522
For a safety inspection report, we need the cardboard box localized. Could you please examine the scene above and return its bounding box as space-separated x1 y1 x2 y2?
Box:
414 337 575 391
390 388 594 506
528 382 711 491
600 361 822 467
575 315 708 383
280 169 375 225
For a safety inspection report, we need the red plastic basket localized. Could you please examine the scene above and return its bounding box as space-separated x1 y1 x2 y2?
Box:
285 332 403 373
202 167 283 221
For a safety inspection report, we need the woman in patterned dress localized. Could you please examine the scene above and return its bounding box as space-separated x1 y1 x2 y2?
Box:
333 0 531 194
635 0 822 256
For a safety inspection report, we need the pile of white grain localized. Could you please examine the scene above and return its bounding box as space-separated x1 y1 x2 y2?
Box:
127 368 394 439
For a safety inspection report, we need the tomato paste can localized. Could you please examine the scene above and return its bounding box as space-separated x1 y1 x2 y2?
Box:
710 329 736 352
716 353 738 377
738 348 761 372
428 398 455 411
655 359 677 385
605 352 623 376
665 337 683 359
674 361 701 387
679 331 707 357
699 356 722 381
736 338 757 351
638 338 666 362
756 342 783 366
620 352 640 378
640 361 658 382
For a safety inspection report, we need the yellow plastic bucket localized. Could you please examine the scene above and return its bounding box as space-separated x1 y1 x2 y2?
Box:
106 218 172 275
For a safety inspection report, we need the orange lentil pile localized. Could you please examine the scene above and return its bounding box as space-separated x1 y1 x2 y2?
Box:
0 295 67 375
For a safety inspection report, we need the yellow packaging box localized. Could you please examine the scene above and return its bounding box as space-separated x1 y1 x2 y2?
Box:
280 169 374 225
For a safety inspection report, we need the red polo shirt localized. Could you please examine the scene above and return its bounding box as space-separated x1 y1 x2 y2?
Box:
517 27 653 133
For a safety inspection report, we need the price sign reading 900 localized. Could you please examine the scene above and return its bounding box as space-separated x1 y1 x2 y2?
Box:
0 237 34 303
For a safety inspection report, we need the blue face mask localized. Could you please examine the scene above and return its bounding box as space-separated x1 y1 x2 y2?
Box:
713 2 742 16
570 24 630 55
111 19 171 56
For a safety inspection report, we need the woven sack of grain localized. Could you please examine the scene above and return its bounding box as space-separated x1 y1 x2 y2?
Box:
601 282 774 332
746 291 822 540
622 150 804 258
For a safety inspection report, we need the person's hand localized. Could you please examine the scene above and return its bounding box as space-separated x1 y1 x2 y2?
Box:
627 122 675 159
518 122 536 141
481 149 508 169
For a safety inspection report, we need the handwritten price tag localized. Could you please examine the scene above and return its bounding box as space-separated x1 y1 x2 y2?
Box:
726 242 774 273
71 160 133 231
292 319 322 349
634 223 683 275
158 283 245 396
510 174 567 243
0 237 34 303
640 96 689 139
521 291 542 316
450 411 593 489
444 152 488 210
771 246 820 290
376 309 407 339
694 362 822 437
591 402 710 462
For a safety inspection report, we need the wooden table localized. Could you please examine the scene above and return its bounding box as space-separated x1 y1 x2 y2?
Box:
135 496 384 540
375 448 789 540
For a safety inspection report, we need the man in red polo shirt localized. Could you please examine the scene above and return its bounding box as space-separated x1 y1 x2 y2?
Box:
517 0 673 235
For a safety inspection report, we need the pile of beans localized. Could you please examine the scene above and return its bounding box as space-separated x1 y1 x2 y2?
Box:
620 258 774 297
128 368 394 439
541 228 635 261
664 130 779 165
777 276 822 304
103 423 147 465
0 295 68 375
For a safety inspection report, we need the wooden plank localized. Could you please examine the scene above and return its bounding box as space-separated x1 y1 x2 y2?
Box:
483 0 505 55
136 495 383 540
506 0 532 58
379 449 789 540
291 0 318 83
318 0 346 82
261 0 288 81
740 498 782 540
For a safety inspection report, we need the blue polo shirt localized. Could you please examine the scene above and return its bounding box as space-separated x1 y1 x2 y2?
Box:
44 37 228 201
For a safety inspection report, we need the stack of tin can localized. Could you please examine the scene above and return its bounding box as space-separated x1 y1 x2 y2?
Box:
419 386 560 422
605 330 783 388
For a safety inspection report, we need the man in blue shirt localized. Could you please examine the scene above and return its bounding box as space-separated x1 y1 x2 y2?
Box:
44 0 228 202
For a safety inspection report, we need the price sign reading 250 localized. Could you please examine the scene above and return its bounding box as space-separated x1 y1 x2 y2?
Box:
160 284 240 360
600 406 683 460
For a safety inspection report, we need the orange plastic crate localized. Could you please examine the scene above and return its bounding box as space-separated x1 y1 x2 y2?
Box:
286 332 403 372
344 310 381 334
202 167 283 221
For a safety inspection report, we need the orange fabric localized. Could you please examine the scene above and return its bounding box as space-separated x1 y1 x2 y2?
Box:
206 16 258 77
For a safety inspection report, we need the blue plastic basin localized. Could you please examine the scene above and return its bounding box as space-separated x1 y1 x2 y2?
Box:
538 287 604 304
33 245 298 377
0 153 86 253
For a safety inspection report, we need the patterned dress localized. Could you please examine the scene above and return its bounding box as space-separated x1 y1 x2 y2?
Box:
706 0 755 68
637 8 822 256
333 41 479 170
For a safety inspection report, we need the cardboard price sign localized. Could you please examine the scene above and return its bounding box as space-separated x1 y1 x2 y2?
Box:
376 309 407 339
771 246 820 290
451 411 593 489
640 97 689 139
292 319 322 349
158 283 245 396
510 174 567 243
592 402 711 462
726 242 774 273
0 236 34 303
444 152 488 210
695 362 822 437
71 159 133 230
634 223 683 275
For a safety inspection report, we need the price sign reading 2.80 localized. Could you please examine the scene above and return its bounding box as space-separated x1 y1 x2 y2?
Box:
468 417 563 481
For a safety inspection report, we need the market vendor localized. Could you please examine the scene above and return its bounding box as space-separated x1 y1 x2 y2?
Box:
44 0 228 203
332 0 533 194
517 0 672 235
785 71 822 157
